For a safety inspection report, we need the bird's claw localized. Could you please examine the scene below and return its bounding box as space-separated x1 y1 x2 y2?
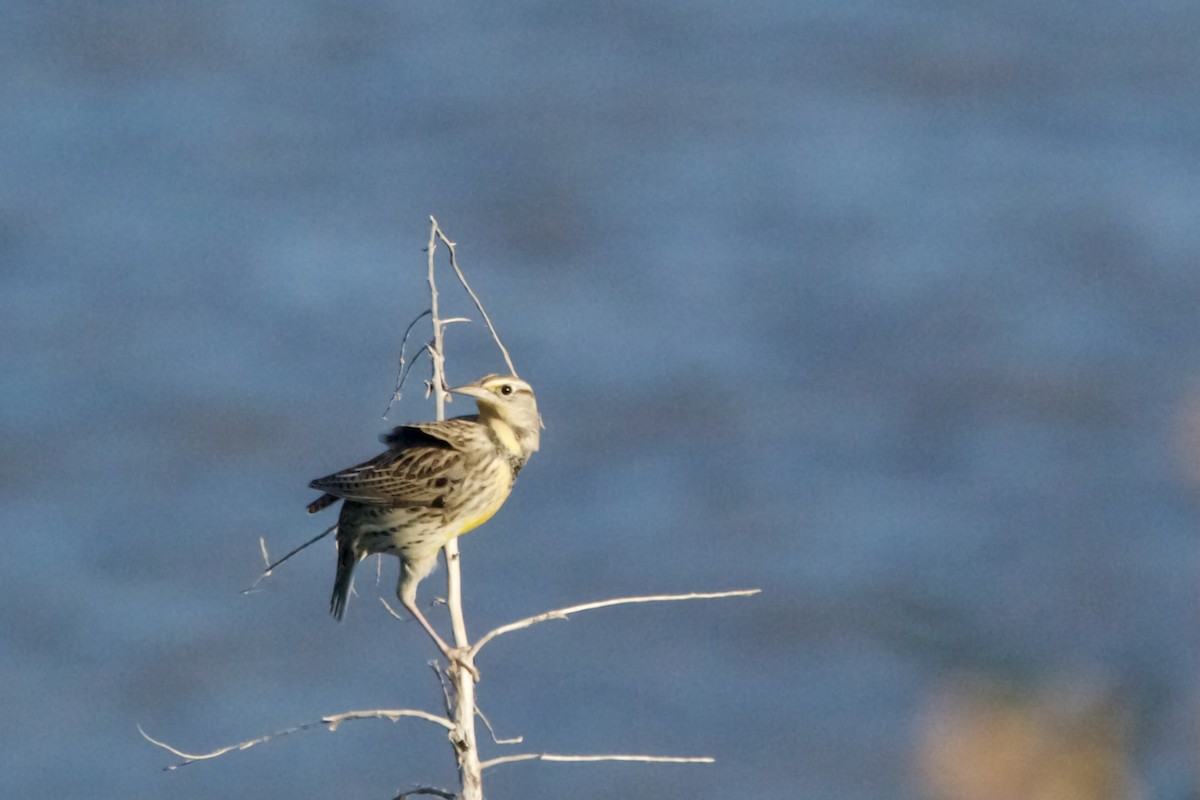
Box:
443 646 480 682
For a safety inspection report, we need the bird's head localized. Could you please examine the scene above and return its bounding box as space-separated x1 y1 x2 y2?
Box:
449 374 542 458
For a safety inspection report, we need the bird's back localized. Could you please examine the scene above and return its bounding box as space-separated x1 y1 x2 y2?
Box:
311 415 515 558
309 416 491 508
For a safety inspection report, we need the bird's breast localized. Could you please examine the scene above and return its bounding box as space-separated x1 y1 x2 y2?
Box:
453 458 515 536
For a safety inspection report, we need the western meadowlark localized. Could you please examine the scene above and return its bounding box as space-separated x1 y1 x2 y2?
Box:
306 374 541 653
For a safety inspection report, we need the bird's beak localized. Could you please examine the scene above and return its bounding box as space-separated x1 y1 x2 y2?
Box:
448 383 490 402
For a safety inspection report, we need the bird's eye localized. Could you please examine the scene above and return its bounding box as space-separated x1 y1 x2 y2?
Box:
499 384 514 396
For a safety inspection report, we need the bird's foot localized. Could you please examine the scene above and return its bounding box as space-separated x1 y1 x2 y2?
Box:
401 600 479 679
442 646 480 682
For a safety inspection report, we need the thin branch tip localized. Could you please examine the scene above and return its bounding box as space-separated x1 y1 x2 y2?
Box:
472 588 761 656
140 709 452 770
480 752 717 771
243 524 337 593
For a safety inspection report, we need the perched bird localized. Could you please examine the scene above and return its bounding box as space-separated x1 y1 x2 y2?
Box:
307 374 541 652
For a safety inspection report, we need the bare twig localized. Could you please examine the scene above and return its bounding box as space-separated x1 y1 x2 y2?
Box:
380 597 407 621
384 309 433 419
429 217 518 377
241 524 338 594
471 589 761 657
139 708 452 770
425 222 450 420
432 662 455 719
323 709 453 732
476 704 523 745
394 788 457 800
480 752 716 771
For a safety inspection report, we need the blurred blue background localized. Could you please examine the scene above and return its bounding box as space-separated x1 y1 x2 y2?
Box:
3 1 1198 798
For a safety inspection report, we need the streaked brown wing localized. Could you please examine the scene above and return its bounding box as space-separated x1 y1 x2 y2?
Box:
380 415 479 448
309 423 470 506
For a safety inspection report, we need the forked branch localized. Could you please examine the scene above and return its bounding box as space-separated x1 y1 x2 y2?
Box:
426 216 483 799
428 217 518 377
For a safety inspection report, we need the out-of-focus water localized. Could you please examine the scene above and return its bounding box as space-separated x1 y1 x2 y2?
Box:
3 2 1198 798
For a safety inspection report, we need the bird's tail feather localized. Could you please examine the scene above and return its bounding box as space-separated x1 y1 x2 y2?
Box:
308 493 339 514
330 538 359 620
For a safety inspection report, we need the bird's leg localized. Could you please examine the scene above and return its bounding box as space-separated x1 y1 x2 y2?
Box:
400 596 480 681
401 593 451 653
398 566 480 681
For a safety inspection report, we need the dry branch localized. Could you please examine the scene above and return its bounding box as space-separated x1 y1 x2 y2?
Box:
476 704 524 745
427 217 483 800
242 524 337 594
394 788 457 800
139 708 452 770
430 218 518 377
383 308 433 418
471 589 762 657
480 752 717 771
